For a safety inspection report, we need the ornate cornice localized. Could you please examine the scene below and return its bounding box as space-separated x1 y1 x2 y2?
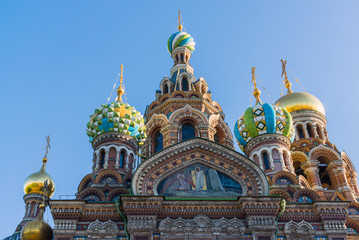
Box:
290 110 327 126
92 132 138 151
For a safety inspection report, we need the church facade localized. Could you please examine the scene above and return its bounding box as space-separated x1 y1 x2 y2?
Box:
5 15 359 240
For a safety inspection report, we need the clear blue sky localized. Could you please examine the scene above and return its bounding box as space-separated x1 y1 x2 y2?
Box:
1 1 359 237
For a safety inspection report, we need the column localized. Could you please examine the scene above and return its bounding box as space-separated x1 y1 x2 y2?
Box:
312 125 319 138
278 150 287 171
303 123 309 138
302 161 322 190
95 154 100 172
104 150 109 169
115 150 120 169
125 154 130 171
268 151 275 170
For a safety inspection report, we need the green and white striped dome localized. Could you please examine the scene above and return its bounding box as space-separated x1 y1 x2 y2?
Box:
86 101 146 145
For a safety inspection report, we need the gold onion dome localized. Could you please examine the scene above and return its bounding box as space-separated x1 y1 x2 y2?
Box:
274 92 325 116
21 204 53 240
23 157 55 198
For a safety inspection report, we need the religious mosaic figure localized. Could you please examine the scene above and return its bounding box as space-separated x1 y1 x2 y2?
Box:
193 167 205 191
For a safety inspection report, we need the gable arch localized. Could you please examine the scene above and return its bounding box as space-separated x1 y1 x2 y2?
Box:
146 113 168 135
77 174 94 192
169 104 208 125
132 138 269 196
291 151 308 163
308 144 341 161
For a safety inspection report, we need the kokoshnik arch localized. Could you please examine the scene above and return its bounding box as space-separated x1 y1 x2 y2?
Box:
5 11 359 240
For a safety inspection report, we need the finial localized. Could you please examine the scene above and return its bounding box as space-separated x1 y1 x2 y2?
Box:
44 135 50 159
178 10 183 32
251 67 262 104
116 65 125 102
281 59 293 94
42 135 50 169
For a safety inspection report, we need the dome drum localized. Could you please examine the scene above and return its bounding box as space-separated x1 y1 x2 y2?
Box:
91 132 140 151
244 133 292 157
289 109 327 127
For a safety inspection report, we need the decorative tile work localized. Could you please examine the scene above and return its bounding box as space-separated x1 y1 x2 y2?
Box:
87 101 146 144
234 103 293 150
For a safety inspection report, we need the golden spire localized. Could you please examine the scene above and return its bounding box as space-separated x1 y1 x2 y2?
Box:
281 59 293 94
178 10 183 32
116 65 125 102
251 67 262 104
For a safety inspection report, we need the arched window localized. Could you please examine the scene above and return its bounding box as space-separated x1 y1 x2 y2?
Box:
262 152 270 170
180 54 184 62
318 156 332 189
297 125 305 139
214 133 220 143
119 151 125 168
181 123 195 141
182 78 188 91
307 123 314 138
100 150 105 168
163 84 168 94
294 161 304 177
154 131 163 153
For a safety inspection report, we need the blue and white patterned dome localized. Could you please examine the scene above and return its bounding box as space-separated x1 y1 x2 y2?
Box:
234 102 294 151
167 31 195 54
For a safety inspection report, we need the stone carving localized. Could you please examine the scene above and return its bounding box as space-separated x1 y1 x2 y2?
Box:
159 214 245 235
87 219 118 231
284 220 315 240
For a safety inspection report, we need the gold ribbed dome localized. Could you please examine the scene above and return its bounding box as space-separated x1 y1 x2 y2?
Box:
21 204 53 240
275 92 325 116
23 157 55 198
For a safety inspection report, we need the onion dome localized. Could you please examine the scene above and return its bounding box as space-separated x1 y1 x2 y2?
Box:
86 65 146 145
275 59 325 116
234 103 293 151
167 11 195 54
234 67 293 151
23 157 55 198
167 31 195 54
21 204 53 240
275 92 325 116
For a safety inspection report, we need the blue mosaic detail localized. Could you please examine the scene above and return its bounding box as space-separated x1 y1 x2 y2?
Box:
298 196 313 203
